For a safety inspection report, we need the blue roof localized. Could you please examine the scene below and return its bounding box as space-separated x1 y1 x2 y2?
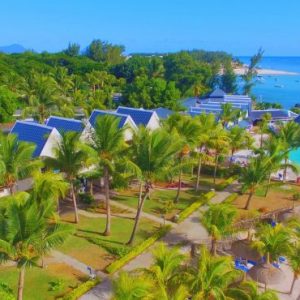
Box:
46 116 84 134
89 110 128 128
116 106 154 126
209 88 226 98
10 121 54 157
153 108 173 119
250 110 296 121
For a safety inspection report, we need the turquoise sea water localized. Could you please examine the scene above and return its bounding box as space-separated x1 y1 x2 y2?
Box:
238 57 300 164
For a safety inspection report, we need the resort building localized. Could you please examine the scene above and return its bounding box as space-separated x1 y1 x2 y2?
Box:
153 107 174 119
250 109 298 125
10 121 61 158
84 109 138 141
45 116 85 135
116 106 160 130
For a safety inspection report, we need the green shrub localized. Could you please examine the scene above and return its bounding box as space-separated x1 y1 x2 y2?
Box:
88 238 130 258
106 225 171 274
49 279 65 292
79 193 95 205
223 193 238 204
175 191 215 223
216 176 237 191
62 279 100 300
0 282 15 300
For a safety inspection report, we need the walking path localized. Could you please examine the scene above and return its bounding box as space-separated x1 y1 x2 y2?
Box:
80 188 231 300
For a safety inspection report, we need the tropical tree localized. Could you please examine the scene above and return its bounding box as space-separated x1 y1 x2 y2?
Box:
195 113 216 191
208 124 229 184
187 246 240 299
45 132 90 223
127 128 180 245
0 133 39 194
89 115 127 236
287 244 300 295
219 103 239 128
201 203 237 255
257 113 271 148
240 158 268 210
252 223 292 265
0 193 73 300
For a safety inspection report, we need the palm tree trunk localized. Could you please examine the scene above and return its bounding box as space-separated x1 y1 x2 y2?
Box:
196 155 202 192
90 180 94 196
175 167 182 203
18 266 25 300
213 154 219 184
264 173 272 197
289 273 297 294
71 183 79 223
103 166 111 236
245 191 253 210
283 157 288 182
211 238 217 256
260 132 263 148
127 182 149 246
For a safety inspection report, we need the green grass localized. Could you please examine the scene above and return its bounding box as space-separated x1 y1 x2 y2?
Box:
0 265 84 300
58 214 160 270
255 183 299 197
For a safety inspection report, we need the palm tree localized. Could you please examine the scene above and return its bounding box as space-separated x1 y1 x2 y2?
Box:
195 113 216 191
208 125 229 184
240 158 268 210
45 132 90 223
143 243 187 299
127 128 180 245
89 115 127 236
287 244 300 294
112 271 153 300
187 246 240 299
201 203 237 255
227 280 279 299
0 133 39 194
257 113 271 148
271 121 300 182
252 223 292 265
0 193 73 300
220 103 239 128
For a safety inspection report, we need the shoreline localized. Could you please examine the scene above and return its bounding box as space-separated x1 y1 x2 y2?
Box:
234 66 299 76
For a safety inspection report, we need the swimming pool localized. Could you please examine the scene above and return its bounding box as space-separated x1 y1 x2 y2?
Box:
290 149 300 165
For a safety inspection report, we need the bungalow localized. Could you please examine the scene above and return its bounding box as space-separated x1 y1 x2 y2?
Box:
153 107 174 119
250 109 298 125
116 106 160 130
45 116 85 135
83 109 137 141
10 121 61 158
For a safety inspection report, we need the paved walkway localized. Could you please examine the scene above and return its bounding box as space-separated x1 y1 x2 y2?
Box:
80 188 231 300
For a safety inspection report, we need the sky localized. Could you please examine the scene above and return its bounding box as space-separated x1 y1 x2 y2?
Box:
1 0 300 56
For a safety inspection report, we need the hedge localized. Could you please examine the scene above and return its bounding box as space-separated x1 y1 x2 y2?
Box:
223 192 238 204
106 225 171 274
62 278 100 300
175 190 216 223
216 176 237 191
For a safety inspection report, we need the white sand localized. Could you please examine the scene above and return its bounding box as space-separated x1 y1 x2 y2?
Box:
234 66 298 76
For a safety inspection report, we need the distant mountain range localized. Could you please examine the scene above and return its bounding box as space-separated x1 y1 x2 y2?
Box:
0 44 26 54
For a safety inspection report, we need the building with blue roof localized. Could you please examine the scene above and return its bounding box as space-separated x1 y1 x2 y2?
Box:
116 106 160 130
250 109 298 125
153 107 174 119
45 116 84 134
10 121 61 158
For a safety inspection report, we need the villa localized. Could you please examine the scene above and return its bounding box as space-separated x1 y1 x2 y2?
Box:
45 116 85 134
250 109 298 125
116 106 160 130
10 121 61 158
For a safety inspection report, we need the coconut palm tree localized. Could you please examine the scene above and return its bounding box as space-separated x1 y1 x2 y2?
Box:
208 124 229 184
112 271 154 300
89 114 127 236
287 244 300 294
187 246 240 299
257 113 272 148
127 128 180 245
0 133 39 194
195 113 216 191
0 193 73 300
227 280 279 299
45 132 90 223
220 103 239 128
201 203 237 255
252 223 292 265
240 157 268 210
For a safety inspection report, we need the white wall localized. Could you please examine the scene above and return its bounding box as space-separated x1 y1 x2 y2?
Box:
146 112 160 130
40 128 62 158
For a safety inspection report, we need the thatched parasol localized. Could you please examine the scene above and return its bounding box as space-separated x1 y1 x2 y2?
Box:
230 240 261 261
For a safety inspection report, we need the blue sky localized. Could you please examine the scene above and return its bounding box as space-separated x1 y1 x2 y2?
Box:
1 0 300 55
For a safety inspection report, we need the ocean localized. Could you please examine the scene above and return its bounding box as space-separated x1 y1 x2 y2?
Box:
238 57 300 165
238 56 300 109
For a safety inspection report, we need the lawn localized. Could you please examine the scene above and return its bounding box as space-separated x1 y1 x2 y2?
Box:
112 187 203 220
0 263 85 300
58 213 160 271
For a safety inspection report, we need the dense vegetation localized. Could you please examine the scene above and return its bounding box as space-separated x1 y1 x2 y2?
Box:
0 40 237 122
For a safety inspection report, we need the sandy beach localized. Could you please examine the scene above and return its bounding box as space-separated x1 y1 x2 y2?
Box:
234 65 299 76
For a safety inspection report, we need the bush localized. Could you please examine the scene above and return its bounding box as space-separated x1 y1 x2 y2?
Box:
106 225 171 274
293 192 300 201
88 238 130 258
0 282 15 300
79 193 95 205
49 279 65 292
216 176 237 191
175 190 215 223
62 278 100 300
223 193 238 204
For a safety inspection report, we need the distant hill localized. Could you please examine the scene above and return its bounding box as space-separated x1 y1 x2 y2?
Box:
0 44 26 54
